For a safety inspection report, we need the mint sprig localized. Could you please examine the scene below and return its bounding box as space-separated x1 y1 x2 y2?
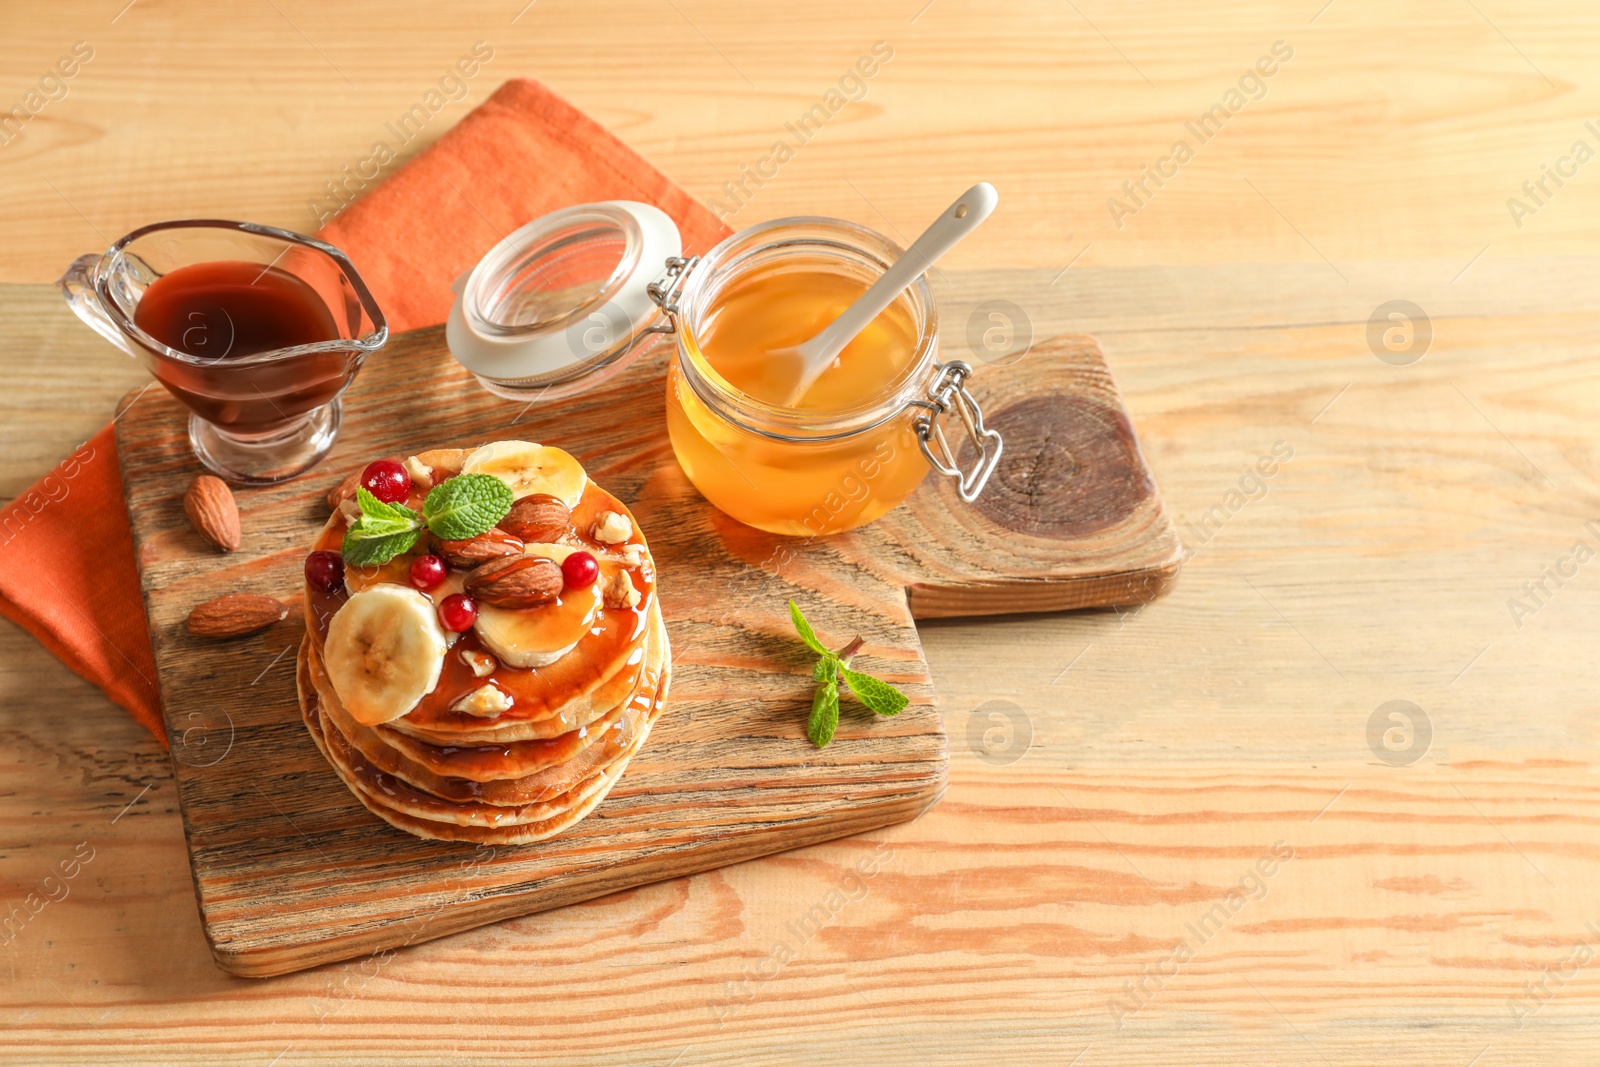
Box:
789 600 910 748
339 473 515 567
341 488 422 567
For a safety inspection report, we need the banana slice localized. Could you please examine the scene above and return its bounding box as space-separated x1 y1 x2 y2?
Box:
323 584 449 726
461 441 587 507
473 543 600 668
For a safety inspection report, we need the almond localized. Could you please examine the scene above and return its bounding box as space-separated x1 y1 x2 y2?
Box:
499 494 570 542
464 554 563 608
431 528 525 568
184 475 241 552
186 593 288 638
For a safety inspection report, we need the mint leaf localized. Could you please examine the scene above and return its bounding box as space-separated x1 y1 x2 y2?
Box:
354 487 421 535
807 674 839 748
841 667 909 717
423 474 514 541
342 525 421 567
340 488 424 567
789 600 830 657
813 654 839 683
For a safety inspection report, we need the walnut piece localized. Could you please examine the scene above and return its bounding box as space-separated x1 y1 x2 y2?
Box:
603 569 641 610
459 649 497 678
593 510 632 544
403 455 434 486
453 684 512 718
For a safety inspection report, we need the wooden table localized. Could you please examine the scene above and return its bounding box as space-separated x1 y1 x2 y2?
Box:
4 2 1598 1063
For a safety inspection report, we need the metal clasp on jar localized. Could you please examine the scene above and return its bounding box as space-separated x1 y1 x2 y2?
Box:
913 360 1003 503
645 255 700 327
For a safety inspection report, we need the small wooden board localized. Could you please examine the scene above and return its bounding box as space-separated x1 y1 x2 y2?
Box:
115 280 1179 977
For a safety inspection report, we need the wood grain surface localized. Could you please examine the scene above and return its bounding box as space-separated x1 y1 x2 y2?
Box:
5 0 1600 1061
8 253 1600 1062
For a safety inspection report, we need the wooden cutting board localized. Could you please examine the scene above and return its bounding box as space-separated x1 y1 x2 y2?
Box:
114 276 1180 977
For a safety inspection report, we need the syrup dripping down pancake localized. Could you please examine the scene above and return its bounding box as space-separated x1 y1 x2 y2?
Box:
308 606 667 805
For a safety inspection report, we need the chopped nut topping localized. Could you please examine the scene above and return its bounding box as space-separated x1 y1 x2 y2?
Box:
338 496 361 524
603 569 641 609
593 510 632 544
452 683 512 718
459 649 497 678
620 543 648 567
403 455 434 486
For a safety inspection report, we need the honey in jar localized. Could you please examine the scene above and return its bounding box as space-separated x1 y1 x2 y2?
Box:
690 269 915 412
667 262 935 536
664 219 956 537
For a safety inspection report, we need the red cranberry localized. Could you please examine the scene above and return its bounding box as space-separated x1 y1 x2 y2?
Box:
561 550 598 590
409 554 447 592
360 459 411 504
438 593 477 632
304 550 345 595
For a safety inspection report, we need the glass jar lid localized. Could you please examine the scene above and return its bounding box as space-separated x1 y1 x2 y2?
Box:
446 201 682 401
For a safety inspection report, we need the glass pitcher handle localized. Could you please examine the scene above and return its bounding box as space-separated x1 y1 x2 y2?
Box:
58 253 134 357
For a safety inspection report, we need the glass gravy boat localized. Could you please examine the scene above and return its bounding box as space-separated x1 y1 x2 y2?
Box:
60 219 388 484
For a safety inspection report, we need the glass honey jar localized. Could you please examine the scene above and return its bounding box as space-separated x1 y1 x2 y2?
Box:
658 218 1000 535
447 204 1001 536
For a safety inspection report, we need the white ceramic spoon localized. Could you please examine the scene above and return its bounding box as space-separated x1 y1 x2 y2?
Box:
774 182 998 406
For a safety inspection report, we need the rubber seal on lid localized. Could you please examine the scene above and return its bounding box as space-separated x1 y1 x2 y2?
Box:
446 201 682 402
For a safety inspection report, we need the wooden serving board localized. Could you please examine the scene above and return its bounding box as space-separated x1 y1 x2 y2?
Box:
114 277 1180 977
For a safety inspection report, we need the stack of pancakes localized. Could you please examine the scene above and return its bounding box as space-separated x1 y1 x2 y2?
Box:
295 444 669 845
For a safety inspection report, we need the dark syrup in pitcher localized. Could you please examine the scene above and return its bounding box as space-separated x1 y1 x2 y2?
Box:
133 261 351 432
135 260 339 359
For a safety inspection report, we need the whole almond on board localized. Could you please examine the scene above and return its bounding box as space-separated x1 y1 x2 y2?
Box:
432 528 524 568
186 594 288 638
184 475 241 552
464 555 563 608
499 494 570 542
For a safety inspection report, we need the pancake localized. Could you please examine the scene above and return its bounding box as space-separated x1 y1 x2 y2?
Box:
308 606 667 804
297 637 668 844
319 698 622 827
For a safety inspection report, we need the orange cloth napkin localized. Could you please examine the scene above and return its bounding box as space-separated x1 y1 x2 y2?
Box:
0 78 731 746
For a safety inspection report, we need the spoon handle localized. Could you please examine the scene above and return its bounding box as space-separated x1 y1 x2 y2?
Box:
807 182 998 359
